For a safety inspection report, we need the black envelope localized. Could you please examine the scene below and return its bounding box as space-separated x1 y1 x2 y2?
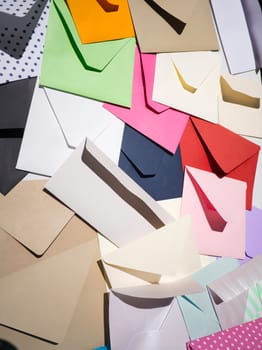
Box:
0 77 36 195
119 125 184 200
0 0 48 59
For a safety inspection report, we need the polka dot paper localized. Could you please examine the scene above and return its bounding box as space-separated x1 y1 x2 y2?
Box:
0 0 48 59
0 0 50 83
187 318 262 350
0 0 35 17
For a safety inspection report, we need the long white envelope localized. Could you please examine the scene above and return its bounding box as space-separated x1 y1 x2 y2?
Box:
210 0 256 74
17 83 124 176
153 51 221 123
45 139 174 247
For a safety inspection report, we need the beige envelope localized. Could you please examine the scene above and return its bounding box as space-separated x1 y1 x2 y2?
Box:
128 0 219 52
153 51 221 123
100 216 209 297
45 139 174 247
0 216 106 348
219 74 262 138
0 180 74 256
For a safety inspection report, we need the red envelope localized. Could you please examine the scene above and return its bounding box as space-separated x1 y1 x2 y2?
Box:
180 117 260 210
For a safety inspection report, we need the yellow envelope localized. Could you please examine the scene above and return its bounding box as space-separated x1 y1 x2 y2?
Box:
153 51 221 123
219 74 262 138
128 0 219 52
0 180 74 256
100 216 211 296
0 216 106 346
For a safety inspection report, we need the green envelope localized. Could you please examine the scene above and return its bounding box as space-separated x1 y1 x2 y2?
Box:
40 0 136 107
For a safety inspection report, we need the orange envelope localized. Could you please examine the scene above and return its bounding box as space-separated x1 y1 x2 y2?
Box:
180 117 260 210
66 0 135 44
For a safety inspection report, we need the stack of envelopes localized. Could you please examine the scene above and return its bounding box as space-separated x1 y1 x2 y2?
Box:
0 0 262 349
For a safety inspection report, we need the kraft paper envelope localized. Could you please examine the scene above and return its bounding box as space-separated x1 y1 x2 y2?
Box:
17 82 124 177
177 258 239 340
152 51 221 123
0 0 48 59
66 0 134 44
118 124 184 200
0 216 106 348
208 254 262 330
218 74 262 138
0 78 36 194
210 0 256 74
109 291 189 350
104 47 189 153
40 0 136 107
181 166 246 258
187 318 262 350
45 139 174 247
0 179 74 256
180 117 260 210
101 216 209 295
128 0 218 52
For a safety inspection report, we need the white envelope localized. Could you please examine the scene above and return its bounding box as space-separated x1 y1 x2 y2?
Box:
16 83 124 177
210 0 256 74
100 216 212 296
218 74 262 138
153 51 221 123
45 139 174 247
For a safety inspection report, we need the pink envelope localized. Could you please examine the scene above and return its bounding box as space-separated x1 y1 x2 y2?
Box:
104 47 189 154
187 317 262 349
181 166 246 258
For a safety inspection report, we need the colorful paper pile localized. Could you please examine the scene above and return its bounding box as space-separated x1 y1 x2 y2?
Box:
0 0 262 349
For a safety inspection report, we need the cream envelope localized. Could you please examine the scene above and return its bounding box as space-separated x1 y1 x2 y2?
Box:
128 0 218 53
0 179 73 256
16 82 124 177
218 74 262 138
153 51 221 123
0 216 106 345
181 166 246 258
100 216 211 296
45 139 174 247
208 254 262 330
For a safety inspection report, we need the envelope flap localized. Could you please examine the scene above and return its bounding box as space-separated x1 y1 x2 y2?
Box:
53 0 129 71
171 52 220 91
208 254 262 304
220 75 261 109
121 125 165 175
191 117 260 174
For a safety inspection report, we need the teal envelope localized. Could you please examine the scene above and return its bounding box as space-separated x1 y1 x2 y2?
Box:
177 258 239 340
40 0 135 107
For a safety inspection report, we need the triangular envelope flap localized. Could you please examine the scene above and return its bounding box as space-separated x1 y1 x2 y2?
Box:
44 88 112 148
191 117 260 174
0 240 95 343
121 125 165 176
208 254 262 304
220 74 261 108
103 222 181 276
0 78 36 130
53 0 129 71
171 52 220 91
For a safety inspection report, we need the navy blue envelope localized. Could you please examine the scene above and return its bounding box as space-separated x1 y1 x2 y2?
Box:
118 125 184 200
0 77 36 195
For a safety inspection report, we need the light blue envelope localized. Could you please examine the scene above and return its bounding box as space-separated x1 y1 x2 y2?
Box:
177 258 239 340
